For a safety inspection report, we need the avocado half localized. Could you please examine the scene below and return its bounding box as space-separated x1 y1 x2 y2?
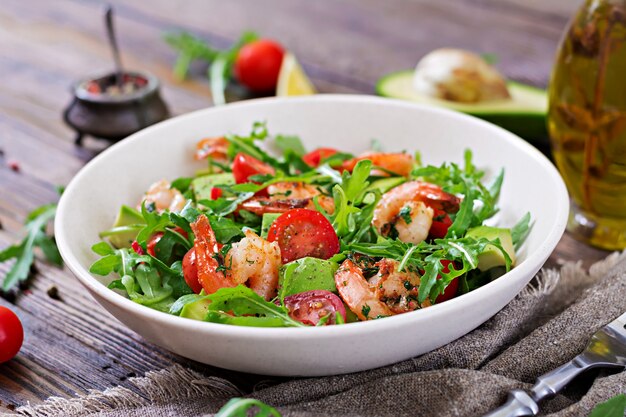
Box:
376 70 548 140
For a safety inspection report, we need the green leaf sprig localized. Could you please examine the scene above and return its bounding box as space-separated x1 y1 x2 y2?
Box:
203 286 304 327
0 203 62 292
589 394 626 417
412 149 504 238
215 398 281 417
165 30 259 106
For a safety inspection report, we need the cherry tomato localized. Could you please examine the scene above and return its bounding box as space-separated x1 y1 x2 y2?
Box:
232 153 275 184
0 306 24 363
210 187 223 200
234 39 285 92
302 148 338 167
282 290 346 325
267 209 340 264
182 248 202 294
435 260 459 303
131 240 144 255
429 209 453 239
146 232 164 257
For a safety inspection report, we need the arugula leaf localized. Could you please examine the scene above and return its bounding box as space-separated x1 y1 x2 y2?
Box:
135 202 172 245
169 293 206 315
170 177 193 194
1 203 61 291
327 160 379 245
90 245 182 306
445 180 475 238
205 286 304 327
275 135 306 156
215 398 281 417
511 212 532 249
589 394 626 417
413 149 504 235
350 234 511 303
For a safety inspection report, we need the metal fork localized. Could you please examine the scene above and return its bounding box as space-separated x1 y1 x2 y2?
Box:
484 311 626 417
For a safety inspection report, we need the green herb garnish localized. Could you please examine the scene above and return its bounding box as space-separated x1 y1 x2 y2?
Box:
0 202 62 292
215 398 281 417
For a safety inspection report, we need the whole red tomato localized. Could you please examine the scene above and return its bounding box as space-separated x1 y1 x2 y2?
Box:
0 306 24 363
234 39 285 92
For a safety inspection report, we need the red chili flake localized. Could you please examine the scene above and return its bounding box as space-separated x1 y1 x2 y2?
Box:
7 160 20 172
131 241 144 255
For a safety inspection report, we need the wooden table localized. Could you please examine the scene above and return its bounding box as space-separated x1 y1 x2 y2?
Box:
0 0 610 412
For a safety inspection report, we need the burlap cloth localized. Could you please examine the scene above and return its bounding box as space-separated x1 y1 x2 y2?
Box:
9 253 626 417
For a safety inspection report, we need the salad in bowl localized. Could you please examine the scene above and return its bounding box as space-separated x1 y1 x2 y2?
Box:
90 121 529 328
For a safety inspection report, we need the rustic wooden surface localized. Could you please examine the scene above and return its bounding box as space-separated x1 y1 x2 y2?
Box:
0 0 610 412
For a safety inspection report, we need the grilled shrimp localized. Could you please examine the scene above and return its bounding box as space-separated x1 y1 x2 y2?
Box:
370 259 431 314
342 152 414 177
226 229 282 300
334 259 394 321
240 182 335 215
142 180 186 213
268 182 335 214
335 258 429 321
191 215 281 300
373 181 460 244
195 136 229 162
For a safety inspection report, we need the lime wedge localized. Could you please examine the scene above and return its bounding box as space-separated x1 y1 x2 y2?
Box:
276 53 316 96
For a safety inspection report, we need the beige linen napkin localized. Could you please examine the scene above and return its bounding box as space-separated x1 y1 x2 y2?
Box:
10 253 626 417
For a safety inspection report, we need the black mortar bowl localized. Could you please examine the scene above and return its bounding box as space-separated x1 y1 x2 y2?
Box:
63 71 168 145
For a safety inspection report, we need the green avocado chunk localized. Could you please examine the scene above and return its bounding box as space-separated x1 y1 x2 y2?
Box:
466 226 516 271
365 177 406 194
376 70 547 140
192 173 235 201
260 213 282 239
278 257 339 300
107 205 146 249
180 297 211 321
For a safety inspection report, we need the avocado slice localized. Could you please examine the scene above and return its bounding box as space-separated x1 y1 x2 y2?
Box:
466 226 516 271
278 257 339 300
192 173 235 201
104 205 146 249
180 296 211 321
365 177 406 194
376 70 547 140
260 213 282 239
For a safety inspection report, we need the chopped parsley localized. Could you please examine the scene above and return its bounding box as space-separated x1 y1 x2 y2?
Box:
399 205 412 224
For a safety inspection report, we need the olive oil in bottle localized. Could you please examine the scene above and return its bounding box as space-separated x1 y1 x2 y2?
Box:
549 0 626 250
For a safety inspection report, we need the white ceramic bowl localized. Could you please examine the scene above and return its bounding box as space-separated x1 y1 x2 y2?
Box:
55 95 568 376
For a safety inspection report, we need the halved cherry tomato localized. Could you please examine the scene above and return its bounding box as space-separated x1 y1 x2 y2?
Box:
232 153 275 184
234 39 285 92
267 209 340 264
302 148 338 167
429 209 453 239
0 306 24 363
435 260 458 303
282 290 346 325
182 248 202 294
